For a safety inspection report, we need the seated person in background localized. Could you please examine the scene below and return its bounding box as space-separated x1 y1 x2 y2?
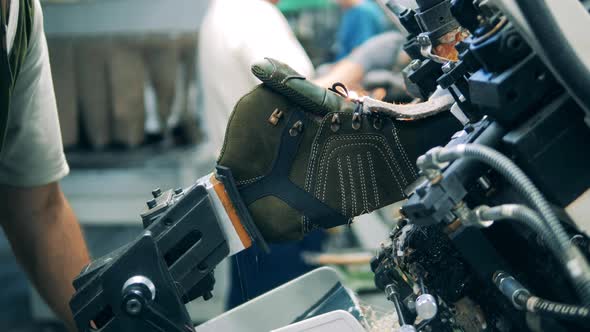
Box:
334 0 389 60
198 0 324 310
199 0 313 154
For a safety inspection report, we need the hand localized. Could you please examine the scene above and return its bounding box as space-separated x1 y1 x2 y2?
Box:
217 58 461 242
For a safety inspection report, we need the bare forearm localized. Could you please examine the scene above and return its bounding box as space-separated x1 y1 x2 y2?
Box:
0 183 89 331
313 60 365 89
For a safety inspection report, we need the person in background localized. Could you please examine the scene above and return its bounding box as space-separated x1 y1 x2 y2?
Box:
198 0 324 310
0 0 90 330
315 30 410 96
333 0 388 60
199 0 314 154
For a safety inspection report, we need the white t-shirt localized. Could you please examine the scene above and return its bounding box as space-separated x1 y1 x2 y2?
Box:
198 0 314 154
0 0 69 187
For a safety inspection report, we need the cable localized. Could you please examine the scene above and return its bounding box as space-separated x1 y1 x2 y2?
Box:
427 143 590 303
475 204 560 256
515 0 590 118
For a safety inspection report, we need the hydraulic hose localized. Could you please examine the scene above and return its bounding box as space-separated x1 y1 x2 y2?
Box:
476 204 560 256
430 143 590 304
515 0 590 117
494 271 590 322
515 292 590 322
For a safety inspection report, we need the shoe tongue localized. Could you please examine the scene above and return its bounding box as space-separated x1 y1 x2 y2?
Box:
251 58 357 116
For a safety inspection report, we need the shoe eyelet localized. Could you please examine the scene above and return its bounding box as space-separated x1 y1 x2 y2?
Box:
268 108 284 126
289 121 304 136
330 114 341 132
373 117 383 130
352 113 361 130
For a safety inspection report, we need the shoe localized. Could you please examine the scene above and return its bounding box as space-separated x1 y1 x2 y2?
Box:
217 58 461 242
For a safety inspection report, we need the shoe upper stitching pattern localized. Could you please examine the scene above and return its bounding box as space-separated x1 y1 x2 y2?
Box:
345 155 357 216
317 142 405 201
315 134 406 198
391 123 417 178
367 151 380 207
337 156 347 216
356 154 369 212
305 112 350 192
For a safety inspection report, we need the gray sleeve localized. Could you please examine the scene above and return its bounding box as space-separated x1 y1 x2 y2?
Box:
0 0 69 187
347 31 406 72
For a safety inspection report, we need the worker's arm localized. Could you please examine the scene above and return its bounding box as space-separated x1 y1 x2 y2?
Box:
314 31 409 89
313 59 365 89
0 182 88 331
0 1 90 330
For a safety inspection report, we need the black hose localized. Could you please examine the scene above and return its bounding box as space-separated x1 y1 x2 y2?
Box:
435 144 590 303
494 271 590 322
514 292 590 322
515 0 590 116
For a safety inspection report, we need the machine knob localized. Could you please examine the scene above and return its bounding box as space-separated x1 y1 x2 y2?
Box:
416 293 438 320
400 325 417 332
146 199 157 209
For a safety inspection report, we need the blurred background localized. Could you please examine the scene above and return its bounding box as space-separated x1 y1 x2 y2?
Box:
0 0 411 330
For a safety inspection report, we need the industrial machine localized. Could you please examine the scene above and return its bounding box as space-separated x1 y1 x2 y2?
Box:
69 1 590 331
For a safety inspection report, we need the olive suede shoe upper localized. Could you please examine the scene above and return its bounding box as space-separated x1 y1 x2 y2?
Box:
218 58 461 242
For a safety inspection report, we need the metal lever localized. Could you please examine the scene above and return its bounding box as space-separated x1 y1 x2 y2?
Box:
385 284 417 332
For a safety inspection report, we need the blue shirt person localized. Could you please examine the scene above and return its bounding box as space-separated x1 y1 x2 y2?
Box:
335 0 388 60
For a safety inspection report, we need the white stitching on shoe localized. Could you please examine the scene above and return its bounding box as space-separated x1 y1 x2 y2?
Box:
337 156 347 216
236 175 266 186
391 122 417 178
316 134 406 198
346 155 357 216
367 151 380 207
320 134 406 185
356 154 369 212
319 142 405 199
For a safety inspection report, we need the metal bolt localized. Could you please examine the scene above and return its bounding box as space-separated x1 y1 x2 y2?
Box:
477 176 492 191
417 33 430 46
151 188 162 198
125 298 142 315
146 199 157 209
442 62 455 73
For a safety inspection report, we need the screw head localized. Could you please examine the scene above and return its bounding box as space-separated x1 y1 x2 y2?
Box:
125 298 143 315
442 62 455 73
417 33 430 46
146 199 157 209
410 59 422 71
